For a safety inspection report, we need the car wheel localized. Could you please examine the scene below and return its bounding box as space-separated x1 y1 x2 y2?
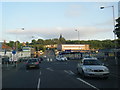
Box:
81 70 85 78
26 67 29 70
37 66 40 69
103 77 108 79
77 68 80 74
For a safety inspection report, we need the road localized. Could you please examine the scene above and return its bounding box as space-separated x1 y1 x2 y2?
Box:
2 61 120 89
2 50 120 89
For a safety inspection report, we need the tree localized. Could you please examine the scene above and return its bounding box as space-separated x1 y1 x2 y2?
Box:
58 34 66 44
37 39 44 44
26 42 29 46
31 39 36 45
6 41 14 48
114 17 120 38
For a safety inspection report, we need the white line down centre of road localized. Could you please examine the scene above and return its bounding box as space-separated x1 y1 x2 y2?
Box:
77 78 99 90
37 78 41 90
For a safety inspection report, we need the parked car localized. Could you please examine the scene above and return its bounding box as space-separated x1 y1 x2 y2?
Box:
25 58 40 69
56 55 67 61
77 58 109 79
2 56 10 64
83 55 97 59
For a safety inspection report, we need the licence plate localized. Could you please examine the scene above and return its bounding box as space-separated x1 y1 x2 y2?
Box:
30 66 35 67
95 73 103 75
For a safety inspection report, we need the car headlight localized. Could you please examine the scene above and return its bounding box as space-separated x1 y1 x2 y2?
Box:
104 68 109 72
84 68 93 72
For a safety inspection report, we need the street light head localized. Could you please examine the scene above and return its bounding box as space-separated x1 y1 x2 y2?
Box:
21 28 24 30
75 29 77 31
100 6 104 9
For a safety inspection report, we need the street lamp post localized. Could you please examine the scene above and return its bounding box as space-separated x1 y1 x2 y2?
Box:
16 28 24 52
75 29 80 41
100 6 118 65
15 28 24 64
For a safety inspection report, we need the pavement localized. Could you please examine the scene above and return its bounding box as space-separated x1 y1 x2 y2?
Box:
99 57 120 78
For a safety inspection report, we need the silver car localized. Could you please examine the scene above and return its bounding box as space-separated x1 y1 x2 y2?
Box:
56 55 67 61
77 58 109 79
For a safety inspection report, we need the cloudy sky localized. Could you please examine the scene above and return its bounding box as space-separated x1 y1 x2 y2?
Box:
0 0 119 42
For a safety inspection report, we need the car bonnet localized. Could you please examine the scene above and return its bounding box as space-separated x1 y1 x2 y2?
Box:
83 65 108 70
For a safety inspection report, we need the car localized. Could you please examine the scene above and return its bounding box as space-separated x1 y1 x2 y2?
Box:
77 58 109 79
2 56 10 64
83 55 97 59
25 58 40 69
56 55 67 61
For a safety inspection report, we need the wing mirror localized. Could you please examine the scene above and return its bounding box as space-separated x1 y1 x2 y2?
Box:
102 63 105 66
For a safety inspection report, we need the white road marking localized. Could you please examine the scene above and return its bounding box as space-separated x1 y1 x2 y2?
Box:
68 70 75 75
46 68 54 71
37 78 41 90
40 71 41 75
110 74 120 79
77 78 99 90
64 70 69 74
64 70 75 75
26 71 29 72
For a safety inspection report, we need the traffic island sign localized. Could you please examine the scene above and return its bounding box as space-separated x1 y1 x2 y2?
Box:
12 50 16 54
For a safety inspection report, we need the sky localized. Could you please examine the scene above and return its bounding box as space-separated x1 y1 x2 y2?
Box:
0 0 119 42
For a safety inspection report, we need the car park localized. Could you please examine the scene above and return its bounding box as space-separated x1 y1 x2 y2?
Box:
25 58 40 69
77 58 109 79
56 55 67 61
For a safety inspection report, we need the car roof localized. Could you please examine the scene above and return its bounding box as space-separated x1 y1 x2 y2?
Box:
82 58 98 61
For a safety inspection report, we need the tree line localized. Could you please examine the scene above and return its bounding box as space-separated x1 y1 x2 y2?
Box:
6 38 120 51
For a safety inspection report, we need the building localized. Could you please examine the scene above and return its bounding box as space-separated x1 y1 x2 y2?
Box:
45 44 57 49
0 42 3 51
57 44 90 52
22 47 31 52
0 41 12 51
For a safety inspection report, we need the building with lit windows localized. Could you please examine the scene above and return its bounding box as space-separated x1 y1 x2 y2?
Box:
57 44 90 52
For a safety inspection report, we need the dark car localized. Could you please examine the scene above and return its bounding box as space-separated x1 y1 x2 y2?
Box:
2 56 10 64
25 58 40 69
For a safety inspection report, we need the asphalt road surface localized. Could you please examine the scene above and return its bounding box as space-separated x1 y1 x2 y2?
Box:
2 60 120 89
2 50 120 89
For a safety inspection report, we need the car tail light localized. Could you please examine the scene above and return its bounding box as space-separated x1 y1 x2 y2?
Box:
35 62 39 64
25 62 28 64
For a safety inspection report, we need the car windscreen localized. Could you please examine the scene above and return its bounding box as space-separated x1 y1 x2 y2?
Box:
28 59 38 63
83 59 102 65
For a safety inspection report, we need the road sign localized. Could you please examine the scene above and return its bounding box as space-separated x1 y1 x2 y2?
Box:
12 50 16 54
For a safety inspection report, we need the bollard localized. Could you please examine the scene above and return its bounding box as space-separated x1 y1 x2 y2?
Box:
47 58 49 62
50 58 52 62
6 62 8 68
